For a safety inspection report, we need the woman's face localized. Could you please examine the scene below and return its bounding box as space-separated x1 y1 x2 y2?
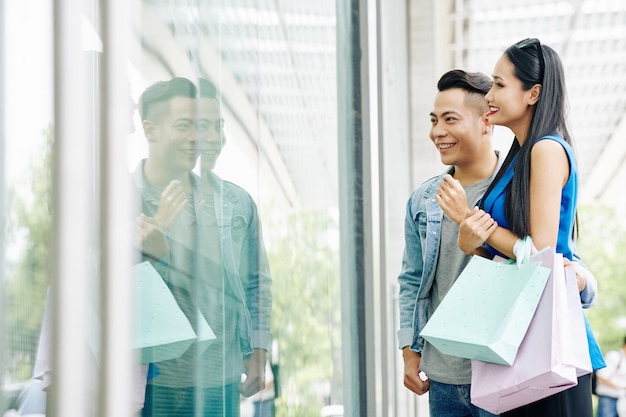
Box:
485 54 536 138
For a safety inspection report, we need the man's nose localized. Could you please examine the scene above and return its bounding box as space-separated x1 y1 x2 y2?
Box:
431 123 446 139
203 128 221 143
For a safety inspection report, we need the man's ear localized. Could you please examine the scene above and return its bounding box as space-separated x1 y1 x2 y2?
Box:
481 112 492 135
143 120 157 142
527 84 542 105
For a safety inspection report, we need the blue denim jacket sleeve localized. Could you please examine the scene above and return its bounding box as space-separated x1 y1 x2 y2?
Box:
397 190 426 351
571 252 597 308
230 185 273 352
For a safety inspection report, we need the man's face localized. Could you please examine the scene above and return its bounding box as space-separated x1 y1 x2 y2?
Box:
197 97 225 173
145 96 199 176
429 88 487 168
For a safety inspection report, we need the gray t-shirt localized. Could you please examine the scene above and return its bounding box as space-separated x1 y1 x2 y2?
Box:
420 174 494 385
144 185 242 388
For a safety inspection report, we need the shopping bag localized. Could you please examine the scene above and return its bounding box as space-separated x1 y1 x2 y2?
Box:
132 261 198 363
195 308 217 353
419 252 551 365
470 249 592 414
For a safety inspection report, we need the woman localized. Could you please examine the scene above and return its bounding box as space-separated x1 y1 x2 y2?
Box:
437 38 604 416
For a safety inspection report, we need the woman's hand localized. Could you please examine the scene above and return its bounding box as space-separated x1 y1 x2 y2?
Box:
436 174 469 224
136 180 187 259
458 207 498 255
151 180 188 231
563 258 587 293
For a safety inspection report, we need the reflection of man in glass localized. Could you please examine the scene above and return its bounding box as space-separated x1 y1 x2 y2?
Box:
136 77 272 417
197 78 272 406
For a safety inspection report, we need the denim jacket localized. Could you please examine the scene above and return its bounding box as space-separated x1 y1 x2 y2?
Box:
133 162 272 356
396 167 597 353
397 170 450 353
204 170 273 354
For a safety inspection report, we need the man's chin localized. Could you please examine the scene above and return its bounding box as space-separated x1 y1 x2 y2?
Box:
201 162 217 173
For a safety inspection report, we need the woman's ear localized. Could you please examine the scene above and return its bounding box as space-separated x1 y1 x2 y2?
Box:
527 84 542 105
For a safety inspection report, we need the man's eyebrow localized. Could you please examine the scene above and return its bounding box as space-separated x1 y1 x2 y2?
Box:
431 110 460 118
198 117 224 122
173 117 194 123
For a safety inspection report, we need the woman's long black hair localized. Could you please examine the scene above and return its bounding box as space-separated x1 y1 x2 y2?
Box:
489 39 575 239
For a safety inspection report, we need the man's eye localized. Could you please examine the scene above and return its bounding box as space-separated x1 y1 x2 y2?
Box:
176 122 191 130
197 122 210 131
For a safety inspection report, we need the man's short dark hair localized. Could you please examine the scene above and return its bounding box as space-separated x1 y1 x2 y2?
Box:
437 69 492 115
198 78 219 100
138 77 198 120
437 69 492 95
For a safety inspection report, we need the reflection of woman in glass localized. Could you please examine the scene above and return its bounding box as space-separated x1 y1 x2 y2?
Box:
438 38 603 417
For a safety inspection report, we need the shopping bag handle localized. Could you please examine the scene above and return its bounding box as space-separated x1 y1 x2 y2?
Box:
513 236 536 267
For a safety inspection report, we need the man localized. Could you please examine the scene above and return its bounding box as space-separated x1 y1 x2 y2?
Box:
135 77 272 417
196 78 272 404
397 69 500 417
595 336 626 417
398 69 597 417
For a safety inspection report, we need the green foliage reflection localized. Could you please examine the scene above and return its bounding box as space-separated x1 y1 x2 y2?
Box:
578 205 626 352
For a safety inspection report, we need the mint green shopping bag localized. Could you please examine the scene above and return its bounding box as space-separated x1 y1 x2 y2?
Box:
419 253 551 365
195 308 217 353
132 261 198 363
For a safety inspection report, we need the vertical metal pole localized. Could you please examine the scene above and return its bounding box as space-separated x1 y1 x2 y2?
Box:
51 0 91 415
99 0 134 415
336 0 362 413
0 2 6 404
337 0 379 414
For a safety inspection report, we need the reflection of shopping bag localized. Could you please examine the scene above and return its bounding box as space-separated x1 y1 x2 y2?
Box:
195 308 217 353
419 253 551 365
133 262 201 363
470 249 592 414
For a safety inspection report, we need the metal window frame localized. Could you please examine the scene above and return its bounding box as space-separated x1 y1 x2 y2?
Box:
51 0 134 415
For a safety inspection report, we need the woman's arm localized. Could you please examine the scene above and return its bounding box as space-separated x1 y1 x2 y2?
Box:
479 140 569 257
528 139 569 250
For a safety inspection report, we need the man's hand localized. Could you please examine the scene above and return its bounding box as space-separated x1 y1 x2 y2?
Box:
436 174 469 224
458 208 498 255
402 347 429 395
240 349 267 397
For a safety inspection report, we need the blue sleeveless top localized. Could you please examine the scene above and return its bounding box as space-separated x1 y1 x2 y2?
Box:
481 135 577 261
480 134 605 371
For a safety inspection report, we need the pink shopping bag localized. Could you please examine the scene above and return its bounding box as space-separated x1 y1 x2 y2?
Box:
470 248 592 414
